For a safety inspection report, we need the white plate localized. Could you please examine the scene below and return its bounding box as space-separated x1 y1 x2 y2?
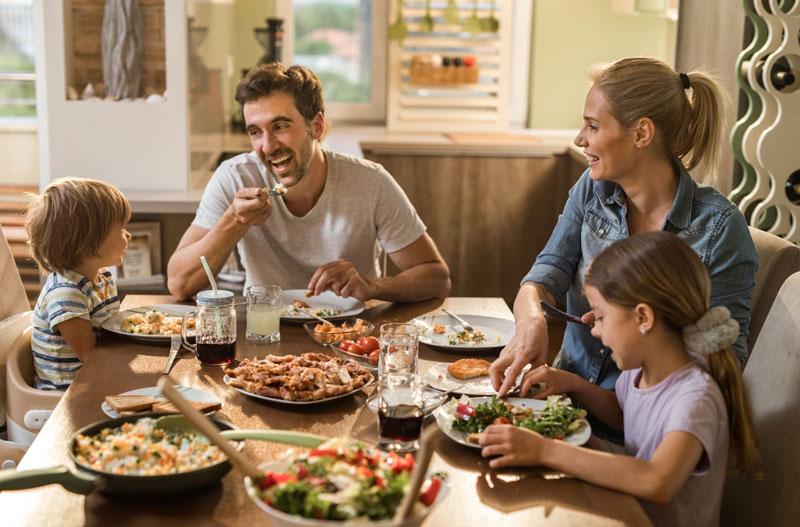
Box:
101 385 221 418
433 396 591 449
424 362 529 396
101 304 196 343
365 389 447 417
223 373 374 405
413 314 515 350
280 290 365 322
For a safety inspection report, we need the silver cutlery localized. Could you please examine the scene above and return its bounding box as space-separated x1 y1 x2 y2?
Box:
539 301 588 326
442 309 474 334
162 334 182 375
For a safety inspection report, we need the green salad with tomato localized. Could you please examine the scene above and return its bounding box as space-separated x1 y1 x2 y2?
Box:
250 438 445 521
450 395 587 440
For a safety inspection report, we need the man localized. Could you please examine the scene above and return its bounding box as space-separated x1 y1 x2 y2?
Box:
168 63 450 302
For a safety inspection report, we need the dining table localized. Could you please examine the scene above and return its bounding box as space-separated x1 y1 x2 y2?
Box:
0 295 651 526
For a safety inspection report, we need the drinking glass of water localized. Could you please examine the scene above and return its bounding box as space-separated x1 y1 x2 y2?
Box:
377 375 425 453
379 323 419 379
246 285 281 343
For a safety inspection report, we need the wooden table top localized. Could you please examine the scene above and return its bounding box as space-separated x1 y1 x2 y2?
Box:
1 295 650 526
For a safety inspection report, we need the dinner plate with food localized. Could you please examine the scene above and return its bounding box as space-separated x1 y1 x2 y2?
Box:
424 359 529 396
101 305 196 343
102 385 222 418
223 352 374 405
279 289 365 322
434 394 591 448
413 314 515 351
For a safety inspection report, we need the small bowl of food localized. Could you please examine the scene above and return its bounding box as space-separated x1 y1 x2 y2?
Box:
330 336 380 374
303 318 374 346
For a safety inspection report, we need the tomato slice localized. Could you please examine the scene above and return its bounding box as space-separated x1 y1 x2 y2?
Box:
419 477 443 506
456 403 475 419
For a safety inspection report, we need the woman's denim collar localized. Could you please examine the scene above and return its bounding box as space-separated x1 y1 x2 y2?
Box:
592 163 696 230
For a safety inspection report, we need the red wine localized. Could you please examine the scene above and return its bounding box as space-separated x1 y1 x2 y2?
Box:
379 405 423 441
197 342 235 365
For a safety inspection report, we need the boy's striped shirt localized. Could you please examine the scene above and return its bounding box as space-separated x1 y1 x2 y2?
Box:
31 268 119 390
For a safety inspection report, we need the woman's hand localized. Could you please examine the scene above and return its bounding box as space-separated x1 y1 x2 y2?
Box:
479 424 547 468
519 364 583 399
490 314 549 397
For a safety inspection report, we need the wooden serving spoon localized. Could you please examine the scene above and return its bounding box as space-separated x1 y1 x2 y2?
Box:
157 378 262 480
393 426 437 521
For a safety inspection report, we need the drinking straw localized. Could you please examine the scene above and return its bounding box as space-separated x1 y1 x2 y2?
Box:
200 256 222 333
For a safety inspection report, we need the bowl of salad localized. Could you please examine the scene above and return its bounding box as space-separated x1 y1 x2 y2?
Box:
244 438 447 527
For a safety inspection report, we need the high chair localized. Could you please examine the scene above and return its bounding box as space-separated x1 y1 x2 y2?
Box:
1 326 63 468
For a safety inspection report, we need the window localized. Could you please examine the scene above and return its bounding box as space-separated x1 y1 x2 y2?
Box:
0 0 35 121
277 1 386 122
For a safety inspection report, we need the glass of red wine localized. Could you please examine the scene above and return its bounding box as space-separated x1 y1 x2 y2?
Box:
377 375 425 453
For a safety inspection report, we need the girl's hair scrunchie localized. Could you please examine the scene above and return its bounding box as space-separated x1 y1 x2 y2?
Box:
682 306 739 356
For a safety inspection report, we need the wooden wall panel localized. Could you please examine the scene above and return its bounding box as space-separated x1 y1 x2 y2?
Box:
366 153 580 305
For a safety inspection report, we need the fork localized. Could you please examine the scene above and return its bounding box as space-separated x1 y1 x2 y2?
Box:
162 334 182 375
442 309 474 334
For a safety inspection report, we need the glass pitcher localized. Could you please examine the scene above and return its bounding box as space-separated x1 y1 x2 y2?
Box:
182 290 237 366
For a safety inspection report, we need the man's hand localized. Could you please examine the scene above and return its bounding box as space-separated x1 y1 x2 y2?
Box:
231 187 272 226
489 315 549 398
308 259 376 301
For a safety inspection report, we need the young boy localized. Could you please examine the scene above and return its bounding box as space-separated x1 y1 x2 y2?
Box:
24 178 131 390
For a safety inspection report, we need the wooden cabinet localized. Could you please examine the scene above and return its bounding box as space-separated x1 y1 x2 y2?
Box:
362 148 585 305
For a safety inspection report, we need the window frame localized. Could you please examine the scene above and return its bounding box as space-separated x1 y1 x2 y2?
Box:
275 0 387 124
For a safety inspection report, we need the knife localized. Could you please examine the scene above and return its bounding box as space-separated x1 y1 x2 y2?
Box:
540 301 589 326
162 334 182 375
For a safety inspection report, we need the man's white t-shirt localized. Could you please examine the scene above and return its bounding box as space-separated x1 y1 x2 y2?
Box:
192 149 426 292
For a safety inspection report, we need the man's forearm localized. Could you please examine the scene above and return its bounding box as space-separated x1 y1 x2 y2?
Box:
167 211 248 299
369 261 451 302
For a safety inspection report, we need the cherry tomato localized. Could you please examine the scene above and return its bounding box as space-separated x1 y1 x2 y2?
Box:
419 477 443 506
338 340 354 351
347 343 365 355
368 349 379 365
357 336 380 353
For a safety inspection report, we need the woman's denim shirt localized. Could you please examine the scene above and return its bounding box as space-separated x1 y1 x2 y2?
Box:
522 167 757 390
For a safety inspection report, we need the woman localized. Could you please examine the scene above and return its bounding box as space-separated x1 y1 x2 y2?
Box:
490 57 757 417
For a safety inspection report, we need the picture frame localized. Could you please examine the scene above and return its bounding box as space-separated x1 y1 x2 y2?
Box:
121 221 161 278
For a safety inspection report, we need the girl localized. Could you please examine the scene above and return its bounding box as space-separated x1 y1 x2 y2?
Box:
24 178 131 390
491 57 757 405
480 232 760 527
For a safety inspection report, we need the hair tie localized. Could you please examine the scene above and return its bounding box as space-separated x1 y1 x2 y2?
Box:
679 72 691 90
682 306 738 356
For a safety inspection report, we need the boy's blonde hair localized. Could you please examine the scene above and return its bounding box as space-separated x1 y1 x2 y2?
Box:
584 232 761 479
24 178 131 273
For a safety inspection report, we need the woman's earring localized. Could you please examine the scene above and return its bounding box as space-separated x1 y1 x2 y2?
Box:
640 328 647 336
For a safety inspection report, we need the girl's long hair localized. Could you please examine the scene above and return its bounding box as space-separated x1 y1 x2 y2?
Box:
589 57 728 184
584 232 761 478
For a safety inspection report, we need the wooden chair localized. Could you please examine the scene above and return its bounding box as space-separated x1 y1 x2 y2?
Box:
746 227 800 356
721 271 800 526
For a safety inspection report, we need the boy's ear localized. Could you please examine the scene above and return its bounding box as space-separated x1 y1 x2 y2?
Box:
634 303 655 333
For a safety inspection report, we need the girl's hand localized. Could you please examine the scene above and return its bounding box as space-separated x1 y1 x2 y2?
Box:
479 424 546 468
519 364 582 399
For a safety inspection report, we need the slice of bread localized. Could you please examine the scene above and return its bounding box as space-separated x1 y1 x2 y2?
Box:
447 358 492 380
105 395 161 413
151 400 222 414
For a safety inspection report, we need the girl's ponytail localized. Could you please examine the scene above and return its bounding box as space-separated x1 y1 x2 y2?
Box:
705 348 762 478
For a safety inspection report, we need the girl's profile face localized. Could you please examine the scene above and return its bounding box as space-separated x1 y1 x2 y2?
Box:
585 285 643 370
96 221 131 267
573 84 639 183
